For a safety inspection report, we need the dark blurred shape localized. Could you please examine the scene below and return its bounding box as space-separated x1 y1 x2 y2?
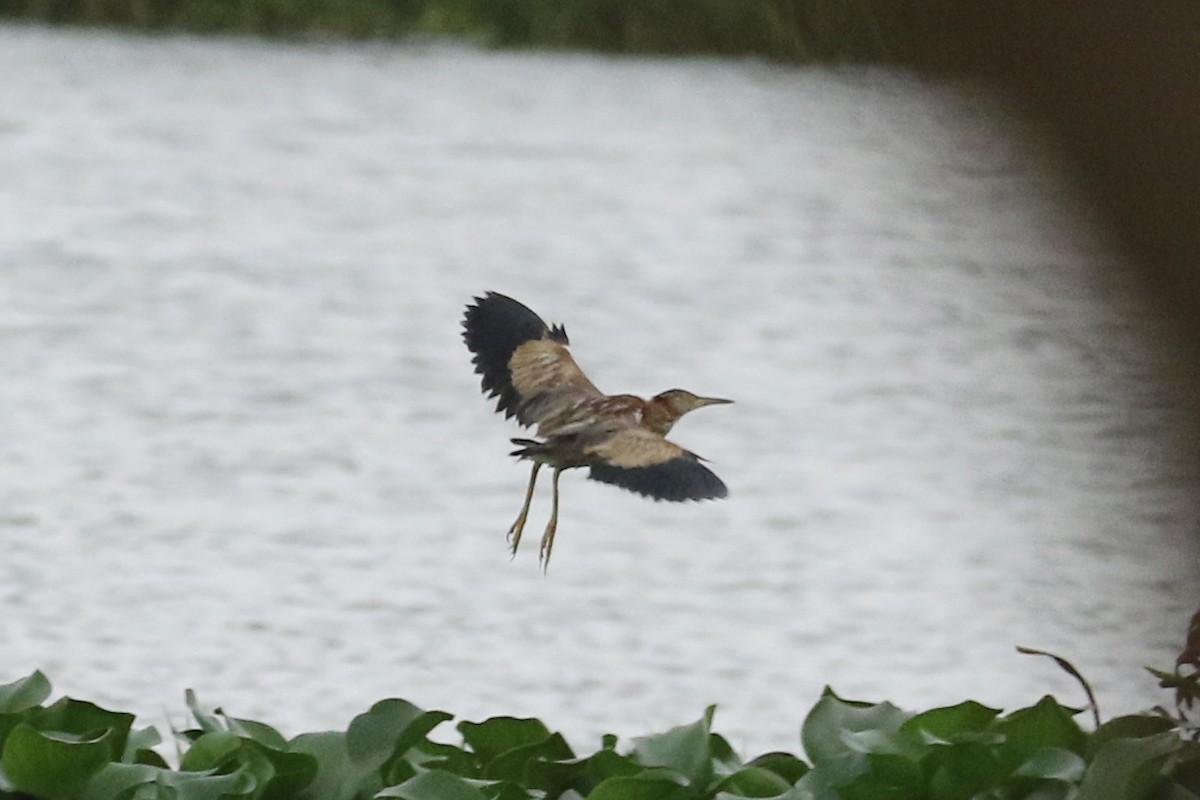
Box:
915 0 1200 325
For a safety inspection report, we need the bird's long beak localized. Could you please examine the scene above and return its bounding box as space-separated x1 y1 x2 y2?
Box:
695 396 733 408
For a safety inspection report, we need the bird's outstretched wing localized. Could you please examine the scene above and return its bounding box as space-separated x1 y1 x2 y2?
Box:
463 292 602 428
585 427 728 502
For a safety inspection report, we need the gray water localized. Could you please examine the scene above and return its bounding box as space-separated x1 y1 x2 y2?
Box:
2 24 1197 755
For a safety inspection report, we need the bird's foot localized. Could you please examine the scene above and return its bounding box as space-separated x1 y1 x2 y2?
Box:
506 516 527 559
538 521 557 573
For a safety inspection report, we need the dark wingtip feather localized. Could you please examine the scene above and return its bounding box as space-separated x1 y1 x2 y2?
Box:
462 292 553 421
588 458 728 502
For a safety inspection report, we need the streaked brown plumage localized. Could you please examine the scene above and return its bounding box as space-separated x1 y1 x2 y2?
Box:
462 291 731 569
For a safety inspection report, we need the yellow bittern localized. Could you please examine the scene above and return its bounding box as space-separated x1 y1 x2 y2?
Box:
462 291 731 570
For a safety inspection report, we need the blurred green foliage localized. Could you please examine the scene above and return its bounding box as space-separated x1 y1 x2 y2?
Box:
1 667 1199 799
0 0 922 61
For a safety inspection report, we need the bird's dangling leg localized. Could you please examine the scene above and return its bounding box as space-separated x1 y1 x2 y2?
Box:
538 468 563 572
507 462 542 557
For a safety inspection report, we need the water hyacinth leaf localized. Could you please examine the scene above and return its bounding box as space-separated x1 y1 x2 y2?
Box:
863 750 924 792
457 716 554 767
410 740 477 778
992 696 1086 765
770 779 835 800
0 671 52 714
185 690 224 735
925 740 1005 798
349 699 453 770
1 722 114 800
899 700 1000 743
709 732 742 774
1077 731 1183 800
376 768 491 800
791 769 845 800
29 697 135 760
290 731 367 800
1170 750 1200 793
179 730 242 771
1087 715 1178 757
628 706 716 788
1013 747 1086 782
1019 783 1078 800
840 727 920 758
747 752 810 784
219 713 290 752
219 738 319 800
261 747 321 800
800 689 911 785
1153 786 1200 800
158 765 257 800
124 725 166 766
710 765 792 797
483 731 574 782
523 742 641 797
80 762 161 800
587 771 692 800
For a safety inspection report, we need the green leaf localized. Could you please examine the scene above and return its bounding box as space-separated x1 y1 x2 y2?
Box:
1167 744 1200 793
410 740 477 778
185 690 225 735
899 701 1000 743
1157 783 1200 800
800 689 911 785
710 765 792 797
523 743 641 798
629 706 716 788
158 766 257 800
349 699 453 780
28 697 136 761
376 769 491 800
0 672 52 714
175 728 319 800
179 730 242 771
925 740 1005 800
457 716 553 767
709 733 742 774
123 725 165 765
1077 731 1182 800
80 762 161 800
219 714 290 752
291 731 366 800
792 769 845 800
256 745 320 800
1 722 114 800
1087 715 1177 757
992 696 1085 767
1020 784 1078 800
587 772 692 800
483 731 574 782
1013 747 1086 782
746 752 810 785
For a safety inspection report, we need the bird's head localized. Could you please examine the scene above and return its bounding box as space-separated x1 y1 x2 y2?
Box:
646 389 732 435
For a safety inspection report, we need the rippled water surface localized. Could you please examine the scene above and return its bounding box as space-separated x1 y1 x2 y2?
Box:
2 25 1197 754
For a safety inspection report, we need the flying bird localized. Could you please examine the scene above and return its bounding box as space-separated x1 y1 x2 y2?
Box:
462 291 731 570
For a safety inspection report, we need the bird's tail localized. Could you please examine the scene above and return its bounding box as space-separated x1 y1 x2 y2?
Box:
509 438 547 460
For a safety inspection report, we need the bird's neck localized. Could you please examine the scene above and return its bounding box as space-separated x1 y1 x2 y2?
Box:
641 396 680 436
